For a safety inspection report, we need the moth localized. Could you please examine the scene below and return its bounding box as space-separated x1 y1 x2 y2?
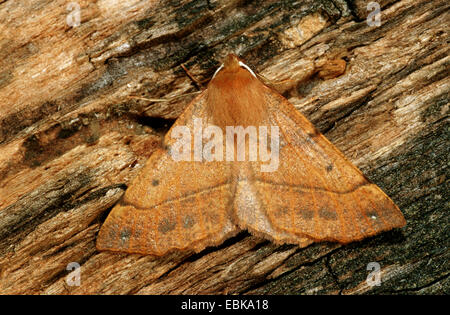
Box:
96 54 406 255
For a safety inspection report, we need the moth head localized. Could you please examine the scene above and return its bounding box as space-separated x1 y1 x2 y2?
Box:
223 54 242 72
212 54 257 79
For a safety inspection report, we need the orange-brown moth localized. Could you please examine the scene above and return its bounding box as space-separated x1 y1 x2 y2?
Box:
96 54 406 256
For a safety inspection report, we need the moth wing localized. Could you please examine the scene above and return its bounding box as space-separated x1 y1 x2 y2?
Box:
237 88 405 244
97 92 238 255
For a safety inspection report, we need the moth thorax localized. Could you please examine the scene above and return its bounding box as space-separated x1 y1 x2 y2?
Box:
206 71 268 128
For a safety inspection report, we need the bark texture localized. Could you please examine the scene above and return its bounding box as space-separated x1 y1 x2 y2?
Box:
0 0 448 294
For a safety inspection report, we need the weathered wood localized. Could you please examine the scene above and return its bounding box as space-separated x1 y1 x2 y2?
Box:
0 0 448 294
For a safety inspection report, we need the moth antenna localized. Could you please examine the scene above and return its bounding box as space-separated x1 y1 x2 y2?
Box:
211 64 224 79
256 72 297 91
128 91 201 103
238 61 257 78
181 63 205 90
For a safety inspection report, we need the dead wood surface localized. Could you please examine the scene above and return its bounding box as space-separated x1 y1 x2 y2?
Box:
0 0 448 294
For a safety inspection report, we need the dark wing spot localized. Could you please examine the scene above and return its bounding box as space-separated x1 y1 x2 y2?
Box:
367 210 378 220
158 218 176 234
305 136 314 144
183 215 195 229
152 179 159 186
326 164 333 172
120 228 131 242
319 207 337 220
365 210 385 229
276 207 289 217
299 208 314 220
